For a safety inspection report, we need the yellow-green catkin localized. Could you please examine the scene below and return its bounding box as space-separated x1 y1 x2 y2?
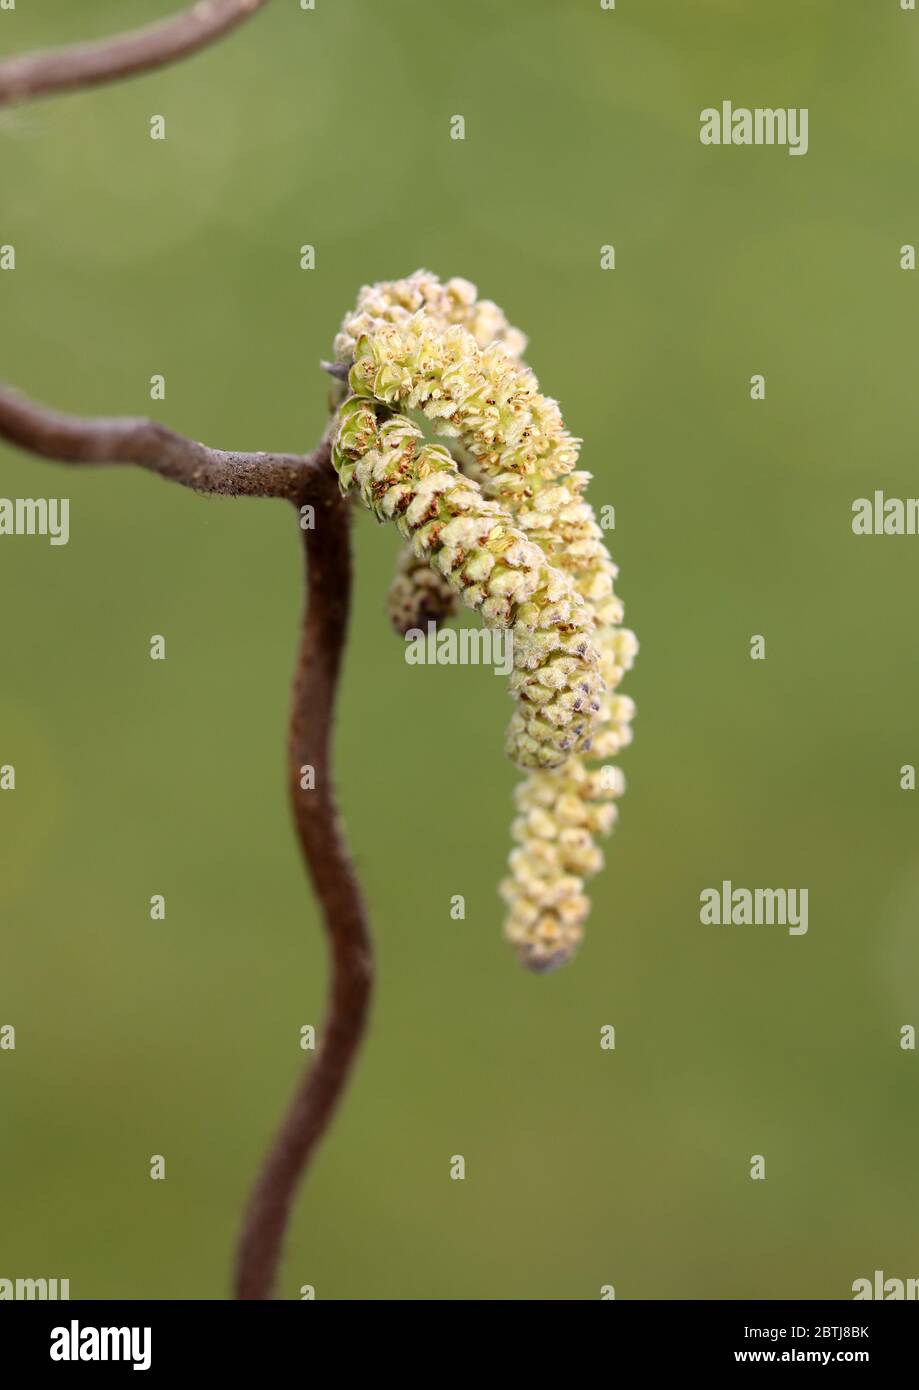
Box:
334 268 527 364
498 476 638 971
336 271 527 637
332 395 602 770
344 318 612 770
331 272 637 970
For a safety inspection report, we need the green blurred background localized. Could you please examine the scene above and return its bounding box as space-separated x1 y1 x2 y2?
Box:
2 0 919 1300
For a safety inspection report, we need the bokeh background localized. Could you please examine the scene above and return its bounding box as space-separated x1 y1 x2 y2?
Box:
2 0 919 1300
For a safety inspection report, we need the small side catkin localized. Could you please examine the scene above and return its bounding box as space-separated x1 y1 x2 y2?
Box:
386 543 458 636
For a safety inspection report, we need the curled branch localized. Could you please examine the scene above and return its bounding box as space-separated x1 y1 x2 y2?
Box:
1 0 375 1310
0 372 373 1300
234 482 373 1300
0 0 271 108
0 383 324 500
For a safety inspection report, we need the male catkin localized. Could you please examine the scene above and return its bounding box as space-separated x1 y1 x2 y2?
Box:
332 273 636 969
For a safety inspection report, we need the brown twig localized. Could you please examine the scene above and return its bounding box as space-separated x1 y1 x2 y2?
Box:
1 0 375 1305
0 383 375 1300
0 0 271 107
319 360 351 382
234 473 374 1300
0 383 321 500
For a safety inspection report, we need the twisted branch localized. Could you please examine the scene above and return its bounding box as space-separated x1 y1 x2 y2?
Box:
234 482 373 1300
1 0 375 1304
0 384 321 499
0 0 271 107
0 383 374 1300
